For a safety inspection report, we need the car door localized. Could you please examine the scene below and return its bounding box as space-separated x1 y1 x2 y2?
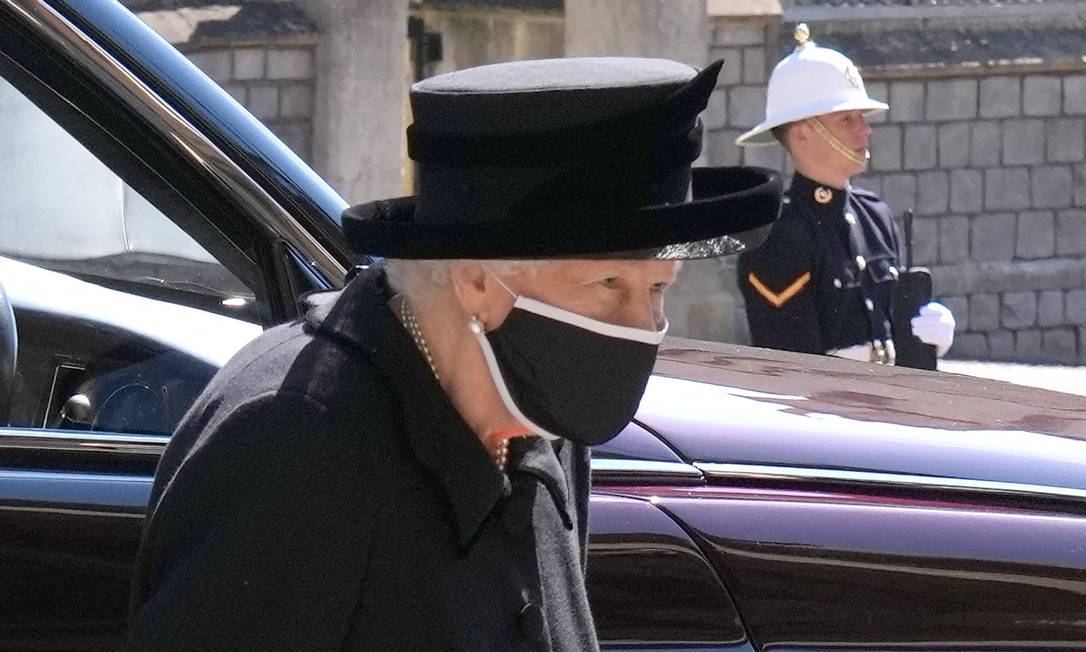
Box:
0 2 341 648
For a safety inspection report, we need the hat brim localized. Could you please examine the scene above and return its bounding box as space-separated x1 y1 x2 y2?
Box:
342 166 782 260
736 97 889 146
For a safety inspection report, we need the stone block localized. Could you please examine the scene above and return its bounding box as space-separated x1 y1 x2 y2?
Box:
712 48 742 86
870 125 902 172
705 129 742 166
1064 75 1086 115
949 332 988 358
1014 329 1042 361
949 169 983 213
969 293 1000 331
1002 119 1045 166
866 82 889 124
705 88 728 130
267 48 313 81
232 48 265 81
713 25 765 47
939 215 969 263
941 296 969 333
984 168 1030 210
1056 210 1086 256
1041 328 1077 364
1037 290 1064 328
890 81 924 123
1046 119 1085 162
1068 289 1086 325
742 144 784 170
989 330 1015 359
1031 166 1073 209
916 171 948 215
965 259 1086 293
912 217 938 266
187 49 232 82
904 125 937 171
1024 76 1061 116
969 122 999 168
1016 210 1056 260
743 47 766 84
221 82 246 104
728 86 765 128
1002 291 1038 329
926 78 978 121
881 172 917 216
684 298 734 342
939 122 971 168
269 122 311 159
979 76 1021 118
246 85 279 120
280 85 314 119
971 212 1017 261
1076 165 1086 207
853 174 881 196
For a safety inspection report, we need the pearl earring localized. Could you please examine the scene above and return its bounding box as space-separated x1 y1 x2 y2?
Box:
468 316 485 335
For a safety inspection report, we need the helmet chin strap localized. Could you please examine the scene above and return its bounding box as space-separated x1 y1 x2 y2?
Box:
803 117 868 167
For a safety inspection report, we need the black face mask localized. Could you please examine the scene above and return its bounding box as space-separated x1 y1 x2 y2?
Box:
472 294 667 446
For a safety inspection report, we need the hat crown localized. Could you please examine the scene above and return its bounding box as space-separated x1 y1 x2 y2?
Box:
411 57 695 137
735 33 888 146
408 57 709 227
765 46 867 118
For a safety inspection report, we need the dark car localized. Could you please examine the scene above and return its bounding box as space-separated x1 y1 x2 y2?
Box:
2 1 1086 651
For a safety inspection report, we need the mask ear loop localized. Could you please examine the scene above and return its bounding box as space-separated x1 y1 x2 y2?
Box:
803 117 868 166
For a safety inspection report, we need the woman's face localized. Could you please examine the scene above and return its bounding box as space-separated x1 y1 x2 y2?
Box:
489 259 682 332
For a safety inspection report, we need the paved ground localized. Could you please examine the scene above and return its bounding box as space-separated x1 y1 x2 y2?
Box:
940 359 1086 397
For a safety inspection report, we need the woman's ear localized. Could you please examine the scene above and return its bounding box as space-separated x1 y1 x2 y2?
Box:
449 261 489 321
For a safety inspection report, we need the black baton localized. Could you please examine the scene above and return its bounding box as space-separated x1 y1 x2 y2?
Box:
891 209 938 370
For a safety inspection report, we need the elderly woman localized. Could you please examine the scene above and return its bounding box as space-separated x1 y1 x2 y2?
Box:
126 57 781 651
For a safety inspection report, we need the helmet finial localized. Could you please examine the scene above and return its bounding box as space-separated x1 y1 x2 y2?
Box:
794 23 812 50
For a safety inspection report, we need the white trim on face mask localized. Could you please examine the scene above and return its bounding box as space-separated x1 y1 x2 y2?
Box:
488 271 669 345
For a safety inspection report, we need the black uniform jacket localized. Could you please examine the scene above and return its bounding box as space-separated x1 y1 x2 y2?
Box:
126 268 599 652
737 172 903 355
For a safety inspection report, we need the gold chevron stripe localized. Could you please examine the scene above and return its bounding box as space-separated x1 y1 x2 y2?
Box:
748 271 812 308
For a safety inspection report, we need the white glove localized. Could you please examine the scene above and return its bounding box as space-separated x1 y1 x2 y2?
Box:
910 302 955 358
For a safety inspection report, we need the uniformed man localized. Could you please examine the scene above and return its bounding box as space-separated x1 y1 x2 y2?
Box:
735 24 955 365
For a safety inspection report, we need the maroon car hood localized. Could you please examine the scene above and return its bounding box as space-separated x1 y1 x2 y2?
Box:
631 338 1086 492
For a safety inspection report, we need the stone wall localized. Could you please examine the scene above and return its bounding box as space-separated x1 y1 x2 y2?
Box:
411 5 564 76
186 43 316 161
130 2 318 162
853 69 1086 364
701 14 1086 365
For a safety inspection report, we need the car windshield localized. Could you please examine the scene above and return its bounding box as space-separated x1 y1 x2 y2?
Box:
0 74 253 307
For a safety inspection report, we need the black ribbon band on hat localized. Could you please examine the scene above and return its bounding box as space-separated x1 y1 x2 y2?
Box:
407 118 702 168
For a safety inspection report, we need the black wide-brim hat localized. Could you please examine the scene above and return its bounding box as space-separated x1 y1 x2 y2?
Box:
343 57 783 260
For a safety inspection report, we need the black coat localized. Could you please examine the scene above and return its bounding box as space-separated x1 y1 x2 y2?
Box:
737 172 903 355
126 268 599 651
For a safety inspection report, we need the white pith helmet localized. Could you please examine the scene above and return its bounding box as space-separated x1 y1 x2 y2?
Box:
735 24 888 147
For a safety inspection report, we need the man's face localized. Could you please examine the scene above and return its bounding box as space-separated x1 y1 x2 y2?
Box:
794 109 872 178
493 259 682 332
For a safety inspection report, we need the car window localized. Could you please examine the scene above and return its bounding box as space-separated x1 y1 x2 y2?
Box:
0 74 262 435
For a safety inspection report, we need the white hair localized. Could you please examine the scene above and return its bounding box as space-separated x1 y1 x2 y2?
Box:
382 259 548 309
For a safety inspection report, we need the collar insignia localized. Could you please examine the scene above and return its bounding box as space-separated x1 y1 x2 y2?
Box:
814 187 833 204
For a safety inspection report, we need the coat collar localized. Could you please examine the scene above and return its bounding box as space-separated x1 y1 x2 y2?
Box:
303 267 511 551
789 172 850 214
